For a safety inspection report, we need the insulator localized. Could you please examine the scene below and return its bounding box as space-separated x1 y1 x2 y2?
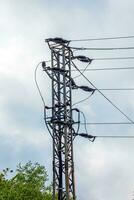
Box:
42 61 46 69
45 37 70 44
79 85 95 92
73 55 92 63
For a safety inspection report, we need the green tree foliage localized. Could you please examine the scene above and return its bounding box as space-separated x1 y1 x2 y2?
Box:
0 161 53 200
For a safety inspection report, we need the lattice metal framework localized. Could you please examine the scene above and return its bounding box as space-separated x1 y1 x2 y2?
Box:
45 38 76 200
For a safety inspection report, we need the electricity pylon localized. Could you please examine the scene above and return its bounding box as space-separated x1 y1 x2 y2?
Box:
45 38 76 200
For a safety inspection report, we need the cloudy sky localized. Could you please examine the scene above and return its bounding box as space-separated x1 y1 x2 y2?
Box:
1 0 134 199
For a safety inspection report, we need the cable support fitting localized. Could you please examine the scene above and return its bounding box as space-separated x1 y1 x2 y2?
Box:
73 121 80 124
78 133 96 142
71 108 80 112
50 118 75 126
42 61 46 69
45 37 70 44
45 104 68 110
44 66 67 74
74 133 96 142
45 101 71 110
72 55 93 63
78 85 95 93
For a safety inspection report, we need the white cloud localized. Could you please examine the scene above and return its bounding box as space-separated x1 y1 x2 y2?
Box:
74 139 134 200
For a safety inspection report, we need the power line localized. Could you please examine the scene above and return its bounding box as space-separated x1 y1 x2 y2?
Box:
34 60 51 106
72 93 93 107
80 111 88 134
80 122 133 125
77 133 134 139
94 56 134 61
73 62 91 79
34 61 53 138
73 56 134 62
43 37 134 198
71 66 134 71
96 135 134 138
75 133 134 142
70 35 134 42
34 62 46 106
72 61 134 124
74 87 134 92
70 46 134 51
97 88 134 91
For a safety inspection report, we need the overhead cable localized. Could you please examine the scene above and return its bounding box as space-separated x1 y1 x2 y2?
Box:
97 88 134 91
76 133 134 142
80 111 88 134
71 66 134 71
80 122 133 125
72 93 93 107
34 62 46 106
94 56 134 61
74 86 134 91
34 61 53 138
73 62 91 79
73 56 134 62
70 46 134 51
96 135 134 138
72 61 134 124
70 35 134 42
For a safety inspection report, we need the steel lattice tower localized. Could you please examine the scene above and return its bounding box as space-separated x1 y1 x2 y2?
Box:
45 38 76 200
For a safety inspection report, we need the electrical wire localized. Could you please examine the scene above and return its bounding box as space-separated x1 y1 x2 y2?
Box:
72 61 134 124
80 111 88 135
72 93 93 107
70 35 134 42
71 66 134 71
73 110 81 136
35 62 46 106
80 122 133 125
73 62 91 79
95 135 134 138
76 111 80 135
34 61 53 138
70 46 134 51
97 88 134 91
76 133 134 142
72 56 134 63
94 56 134 61
75 88 134 91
